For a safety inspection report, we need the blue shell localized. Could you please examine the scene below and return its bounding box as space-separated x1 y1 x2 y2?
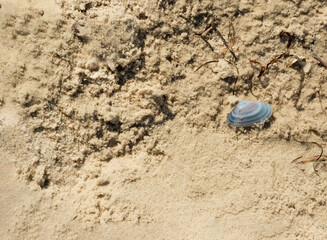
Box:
227 101 272 127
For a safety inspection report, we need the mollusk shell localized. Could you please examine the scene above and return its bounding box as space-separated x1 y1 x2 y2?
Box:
227 101 272 127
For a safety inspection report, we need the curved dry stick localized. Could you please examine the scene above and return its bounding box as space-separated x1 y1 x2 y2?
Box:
289 55 305 108
228 21 236 49
213 27 238 61
228 60 239 95
299 155 327 163
311 51 327 68
318 77 326 115
195 60 218 72
279 31 293 49
293 137 324 163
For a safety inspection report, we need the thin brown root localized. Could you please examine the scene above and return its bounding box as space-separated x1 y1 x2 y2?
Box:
200 35 214 51
194 22 212 36
298 155 327 163
214 27 238 60
293 138 324 163
250 89 259 98
250 60 265 78
279 31 293 49
228 60 239 95
204 18 237 60
311 51 327 68
266 53 288 71
291 155 303 163
246 73 258 98
249 53 289 97
318 77 326 115
232 77 238 95
250 53 289 79
289 55 305 107
249 30 292 79
195 60 218 72
228 21 236 49
194 24 214 51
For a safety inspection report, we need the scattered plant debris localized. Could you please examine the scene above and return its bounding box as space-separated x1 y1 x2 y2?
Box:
195 18 238 61
195 19 238 94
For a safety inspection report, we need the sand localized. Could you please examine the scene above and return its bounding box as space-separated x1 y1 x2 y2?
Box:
1 0 327 239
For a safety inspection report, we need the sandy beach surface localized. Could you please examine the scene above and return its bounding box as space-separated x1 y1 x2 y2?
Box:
1 0 327 239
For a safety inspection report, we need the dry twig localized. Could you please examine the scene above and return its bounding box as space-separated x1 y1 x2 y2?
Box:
213 26 238 61
293 138 324 164
298 155 327 163
311 51 327 68
195 60 218 72
289 55 305 108
318 77 326 115
195 18 238 60
250 31 293 79
194 19 239 94
279 31 293 49
228 21 236 48
250 53 289 79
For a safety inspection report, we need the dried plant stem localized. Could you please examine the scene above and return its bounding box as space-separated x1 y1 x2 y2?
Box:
311 51 327 68
293 138 324 163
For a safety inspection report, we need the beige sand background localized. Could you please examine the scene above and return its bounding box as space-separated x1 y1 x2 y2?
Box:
1 0 327 239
